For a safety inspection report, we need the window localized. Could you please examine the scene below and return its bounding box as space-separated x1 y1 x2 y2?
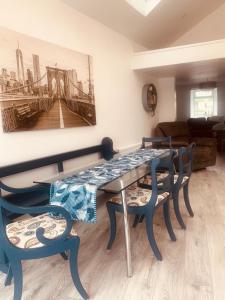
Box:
190 88 217 118
126 0 162 16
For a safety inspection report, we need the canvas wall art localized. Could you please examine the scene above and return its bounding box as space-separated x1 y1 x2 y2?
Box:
0 27 96 133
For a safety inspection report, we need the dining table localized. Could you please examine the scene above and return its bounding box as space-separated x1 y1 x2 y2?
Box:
34 147 170 277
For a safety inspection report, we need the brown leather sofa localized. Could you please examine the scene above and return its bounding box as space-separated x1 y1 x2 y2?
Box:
155 121 217 170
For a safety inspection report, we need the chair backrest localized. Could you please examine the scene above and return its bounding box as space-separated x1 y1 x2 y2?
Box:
157 149 176 193
141 136 172 149
178 143 195 178
148 150 175 207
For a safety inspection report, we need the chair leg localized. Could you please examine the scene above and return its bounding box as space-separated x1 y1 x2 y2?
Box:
106 203 117 249
5 265 13 286
10 260 23 300
69 240 89 300
173 191 186 230
60 252 68 260
132 215 140 228
139 215 145 223
163 200 176 241
145 213 162 261
183 184 194 217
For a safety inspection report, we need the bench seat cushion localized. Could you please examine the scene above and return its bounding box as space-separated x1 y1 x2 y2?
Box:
6 213 77 249
5 186 50 219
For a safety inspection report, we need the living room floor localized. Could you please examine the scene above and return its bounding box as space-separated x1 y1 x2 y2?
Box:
0 155 225 300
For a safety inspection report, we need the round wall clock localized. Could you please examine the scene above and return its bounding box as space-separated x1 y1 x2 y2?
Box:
142 84 157 116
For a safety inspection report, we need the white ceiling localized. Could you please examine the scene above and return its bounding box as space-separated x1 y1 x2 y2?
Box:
64 0 225 49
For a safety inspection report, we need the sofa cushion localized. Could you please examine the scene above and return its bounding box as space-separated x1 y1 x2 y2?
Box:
187 118 215 137
157 122 190 138
187 118 206 127
207 116 225 123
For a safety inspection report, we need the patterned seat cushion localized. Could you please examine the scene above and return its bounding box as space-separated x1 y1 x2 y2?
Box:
109 186 169 207
141 174 189 185
174 174 189 184
141 173 168 185
6 213 77 249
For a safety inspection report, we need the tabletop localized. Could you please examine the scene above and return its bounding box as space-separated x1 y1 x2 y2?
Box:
35 148 170 193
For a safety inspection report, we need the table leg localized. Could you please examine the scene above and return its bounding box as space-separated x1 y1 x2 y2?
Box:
121 188 133 277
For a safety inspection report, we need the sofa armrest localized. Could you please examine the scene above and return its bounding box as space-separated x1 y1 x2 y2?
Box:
192 137 216 147
171 141 189 147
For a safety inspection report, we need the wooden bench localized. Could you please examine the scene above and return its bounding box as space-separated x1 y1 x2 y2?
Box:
0 137 116 220
15 104 39 124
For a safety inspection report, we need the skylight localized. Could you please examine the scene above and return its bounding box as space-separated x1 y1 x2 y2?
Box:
126 0 162 16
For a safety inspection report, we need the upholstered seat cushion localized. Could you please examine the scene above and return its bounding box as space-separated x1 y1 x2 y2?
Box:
141 173 168 185
141 174 189 185
5 186 50 220
108 186 169 207
6 213 77 249
174 174 189 184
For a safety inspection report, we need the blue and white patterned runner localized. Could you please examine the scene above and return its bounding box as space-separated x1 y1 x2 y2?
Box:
50 148 169 223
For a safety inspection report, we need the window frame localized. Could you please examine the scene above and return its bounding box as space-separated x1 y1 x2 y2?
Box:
190 88 218 118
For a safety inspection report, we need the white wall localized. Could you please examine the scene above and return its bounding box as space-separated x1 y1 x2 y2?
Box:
0 0 158 185
156 77 176 123
172 3 225 46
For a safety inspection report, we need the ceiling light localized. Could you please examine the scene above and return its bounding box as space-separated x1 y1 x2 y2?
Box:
126 0 162 16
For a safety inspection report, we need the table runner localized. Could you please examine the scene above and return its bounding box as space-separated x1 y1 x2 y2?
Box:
50 148 169 223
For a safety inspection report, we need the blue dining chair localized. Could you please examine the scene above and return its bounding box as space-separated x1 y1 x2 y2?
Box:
106 152 176 261
0 196 89 300
139 144 195 230
172 143 195 229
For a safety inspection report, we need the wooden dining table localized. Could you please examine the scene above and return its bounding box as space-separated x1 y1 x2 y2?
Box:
34 148 170 277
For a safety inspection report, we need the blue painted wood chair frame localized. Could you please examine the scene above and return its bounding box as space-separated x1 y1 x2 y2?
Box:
0 181 51 278
141 136 172 149
106 152 176 261
133 143 176 227
172 143 195 229
0 196 89 300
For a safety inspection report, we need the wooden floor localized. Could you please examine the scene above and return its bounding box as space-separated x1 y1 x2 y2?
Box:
1 156 225 300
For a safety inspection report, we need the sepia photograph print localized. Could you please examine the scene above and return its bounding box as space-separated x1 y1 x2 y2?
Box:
0 26 96 133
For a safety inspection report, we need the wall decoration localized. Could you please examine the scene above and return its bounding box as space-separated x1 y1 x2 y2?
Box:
0 27 96 133
142 83 157 116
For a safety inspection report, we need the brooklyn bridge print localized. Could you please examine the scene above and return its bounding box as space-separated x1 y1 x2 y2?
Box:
0 27 96 133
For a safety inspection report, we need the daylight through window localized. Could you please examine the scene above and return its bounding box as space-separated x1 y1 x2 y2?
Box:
190 88 218 118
